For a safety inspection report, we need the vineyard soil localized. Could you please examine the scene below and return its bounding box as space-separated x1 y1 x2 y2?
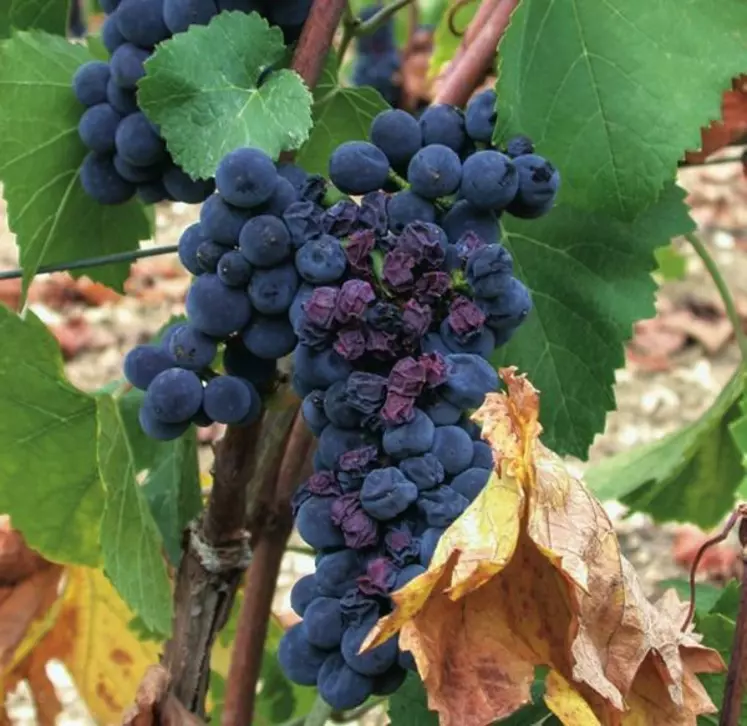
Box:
1 152 746 724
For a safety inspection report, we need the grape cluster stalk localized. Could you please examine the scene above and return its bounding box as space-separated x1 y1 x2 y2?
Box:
70 0 312 205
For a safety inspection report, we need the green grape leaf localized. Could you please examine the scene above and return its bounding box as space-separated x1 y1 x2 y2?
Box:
492 183 694 458
388 673 439 726
296 55 389 176
696 611 746 725
0 306 103 565
4 0 70 36
116 386 201 566
97 394 173 637
141 427 201 566
0 32 151 298
654 244 688 281
585 371 745 528
657 580 725 618
496 0 747 221
139 12 313 179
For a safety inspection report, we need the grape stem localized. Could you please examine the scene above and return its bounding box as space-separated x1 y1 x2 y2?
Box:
435 0 518 107
221 412 315 726
338 0 416 65
685 231 747 363
0 243 178 282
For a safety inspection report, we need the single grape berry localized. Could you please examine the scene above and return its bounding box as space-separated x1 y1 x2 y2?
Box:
145 368 204 424
419 104 467 153
464 89 498 143
185 274 252 337
78 104 122 154
369 109 422 168
168 325 217 370
215 147 278 208
81 153 135 205
123 344 174 390
329 141 390 195
73 61 111 107
407 144 462 199
460 150 519 212
115 113 167 167
217 250 252 288
203 375 256 424
109 43 149 90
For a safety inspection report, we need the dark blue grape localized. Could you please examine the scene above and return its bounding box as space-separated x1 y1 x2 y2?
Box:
241 315 296 360
387 190 435 234
295 235 346 284
370 109 422 167
264 0 313 27
440 319 496 357
101 14 126 53
323 381 362 429
124 344 174 389
459 417 482 440
196 240 225 273
316 549 364 597
507 154 560 218
442 353 499 408
276 162 308 192
199 194 251 245
185 274 252 337
341 618 398 676
168 325 217 370
177 223 208 275
302 390 329 436
293 345 352 390
303 597 344 650
278 623 327 686
419 527 445 566
417 486 469 528
248 263 299 315
421 332 451 357
318 426 369 470
284 201 324 249
397 650 417 672
423 397 462 426
115 0 169 47
317 652 375 710
101 0 121 10
110 43 149 89
203 375 256 424
466 244 513 298
393 564 425 590
239 215 291 267
81 152 135 205
419 104 466 153
223 338 277 386
329 141 390 195
360 468 418 520
440 199 500 246
470 440 493 469
215 147 278 208
352 49 401 106
163 0 217 33
115 112 167 167
407 144 462 199
373 665 407 696
163 166 215 204
138 180 170 204
79 103 121 154
236 379 262 426
73 61 110 107
398 453 445 491
107 78 139 116
451 467 491 503
289 284 315 331
460 151 519 212
290 574 319 616
505 134 535 158
464 89 497 143
257 177 298 217
382 409 435 459
113 155 161 184
217 250 252 288
139 403 190 441
479 277 532 332
145 368 203 423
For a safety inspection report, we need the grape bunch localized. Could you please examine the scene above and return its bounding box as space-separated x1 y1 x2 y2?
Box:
277 90 559 709
351 4 401 107
71 0 312 206
123 148 326 439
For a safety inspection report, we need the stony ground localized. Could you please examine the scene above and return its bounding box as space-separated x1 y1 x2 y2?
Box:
3 151 747 724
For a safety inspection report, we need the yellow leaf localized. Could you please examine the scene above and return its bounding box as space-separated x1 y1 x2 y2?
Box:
3 566 161 725
363 367 724 726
